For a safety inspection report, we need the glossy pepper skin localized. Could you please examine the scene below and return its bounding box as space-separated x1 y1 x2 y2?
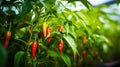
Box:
5 31 11 40
46 27 51 37
58 40 63 54
58 26 63 32
31 41 38 58
47 37 51 43
4 31 11 48
42 22 47 37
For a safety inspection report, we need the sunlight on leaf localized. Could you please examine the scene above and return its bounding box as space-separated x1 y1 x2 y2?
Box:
63 34 78 58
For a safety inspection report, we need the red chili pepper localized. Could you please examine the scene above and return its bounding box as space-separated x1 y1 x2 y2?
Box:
31 41 38 58
82 51 86 60
38 32 42 39
46 27 51 36
58 26 63 32
4 31 11 48
47 37 51 43
4 39 9 48
58 40 63 54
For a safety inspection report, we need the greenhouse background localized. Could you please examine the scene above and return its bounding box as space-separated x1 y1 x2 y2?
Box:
0 0 120 67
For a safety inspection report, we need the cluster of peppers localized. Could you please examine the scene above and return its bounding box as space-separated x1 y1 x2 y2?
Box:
31 22 64 58
3 22 88 60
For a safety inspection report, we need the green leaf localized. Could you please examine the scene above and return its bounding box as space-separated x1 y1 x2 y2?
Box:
63 34 78 58
14 51 25 67
0 44 7 67
69 25 77 39
81 20 90 36
47 50 58 58
66 0 91 9
61 54 71 67
15 27 26 39
80 0 91 9
30 10 38 23
21 1 33 15
102 44 108 53
116 0 120 4
100 35 110 43
71 2 76 7
64 23 69 34
40 0 50 9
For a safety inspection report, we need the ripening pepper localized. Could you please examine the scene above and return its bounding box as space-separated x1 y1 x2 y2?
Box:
58 26 63 32
82 51 86 60
42 22 47 37
5 31 11 40
31 41 38 58
58 40 63 54
46 27 51 37
82 36 86 45
47 37 51 43
4 39 9 48
4 31 11 48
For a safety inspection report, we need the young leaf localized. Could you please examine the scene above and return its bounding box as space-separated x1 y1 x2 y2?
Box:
63 34 78 58
14 51 25 67
61 54 71 67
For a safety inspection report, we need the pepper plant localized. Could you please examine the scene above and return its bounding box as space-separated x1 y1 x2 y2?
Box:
0 0 120 67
